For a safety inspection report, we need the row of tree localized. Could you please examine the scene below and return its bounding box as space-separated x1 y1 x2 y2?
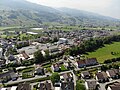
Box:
65 35 120 56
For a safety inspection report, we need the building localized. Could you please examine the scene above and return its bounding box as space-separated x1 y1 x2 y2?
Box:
39 80 54 90
107 82 120 90
57 38 68 45
52 63 60 72
81 71 91 79
61 82 74 90
77 58 98 68
17 82 31 90
85 81 99 90
106 69 119 79
0 70 18 83
0 48 3 58
96 72 109 83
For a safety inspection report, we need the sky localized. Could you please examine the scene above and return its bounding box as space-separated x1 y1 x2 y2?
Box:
26 0 120 19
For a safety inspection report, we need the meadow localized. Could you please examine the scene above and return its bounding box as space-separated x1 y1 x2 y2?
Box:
85 42 120 63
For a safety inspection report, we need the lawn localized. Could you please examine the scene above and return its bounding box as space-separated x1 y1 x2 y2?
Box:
85 42 120 63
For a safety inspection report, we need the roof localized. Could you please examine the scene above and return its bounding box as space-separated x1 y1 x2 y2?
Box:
108 82 120 90
39 80 53 90
86 81 97 89
85 58 97 64
61 82 74 90
81 71 90 76
107 70 116 77
96 72 108 79
11 86 17 90
21 51 30 59
77 60 86 65
17 82 31 90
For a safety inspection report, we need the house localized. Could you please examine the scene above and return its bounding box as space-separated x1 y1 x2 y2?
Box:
85 58 98 66
57 38 68 45
0 59 5 67
35 67 45 75
61 82 74 90
17 82 31 90
61 73 73 82
106 69 119 79
77 60 86 68
85 81 99 90
77 58 98 68
107 82 120 90
52 63 60 72
39 80 54 90
81 71 91 79
96 72 109 83
0 70 18 83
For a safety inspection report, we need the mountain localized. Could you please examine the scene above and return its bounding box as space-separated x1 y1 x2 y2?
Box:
0 0 120 27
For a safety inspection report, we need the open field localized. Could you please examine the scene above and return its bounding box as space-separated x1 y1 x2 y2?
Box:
0 26 21 30
85 42 120 63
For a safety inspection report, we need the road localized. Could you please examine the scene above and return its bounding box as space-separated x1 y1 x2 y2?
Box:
5 70 73 85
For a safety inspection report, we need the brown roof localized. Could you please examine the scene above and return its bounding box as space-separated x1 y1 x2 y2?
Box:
77 60 86 65
107 70 116 77
17 82 31 90
21 51 30 59
86 81 97 89
40 80 53 90
108 82 120 90
85 58 97 64
96 72 108 79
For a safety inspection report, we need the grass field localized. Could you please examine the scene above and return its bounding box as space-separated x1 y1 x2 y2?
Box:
85 42 120 63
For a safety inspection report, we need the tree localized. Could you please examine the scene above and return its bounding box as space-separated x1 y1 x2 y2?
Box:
50 72 60 84
76 81 86 90
34 50 45 64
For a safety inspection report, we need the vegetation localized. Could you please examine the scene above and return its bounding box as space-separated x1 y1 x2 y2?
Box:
50 72 60 84
76 80 86 90
34 50 45 64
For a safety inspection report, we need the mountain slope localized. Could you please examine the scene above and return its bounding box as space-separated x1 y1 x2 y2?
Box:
0 0 120 27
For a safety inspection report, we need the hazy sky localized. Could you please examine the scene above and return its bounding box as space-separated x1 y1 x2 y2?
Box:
26 0 120 19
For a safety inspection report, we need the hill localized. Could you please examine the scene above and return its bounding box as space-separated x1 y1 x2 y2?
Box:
0 0 120 27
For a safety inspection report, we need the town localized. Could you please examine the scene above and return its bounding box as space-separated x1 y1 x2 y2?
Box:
0 27 120 90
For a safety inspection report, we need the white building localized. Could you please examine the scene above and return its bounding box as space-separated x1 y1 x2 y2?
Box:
0 48 3 58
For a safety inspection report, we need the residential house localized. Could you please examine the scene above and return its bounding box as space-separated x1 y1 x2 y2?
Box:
39 80 54 90
96 72 109 83
52 63 60 72
106 69 119 79
81 71 91 79
107 82 120 90
77 58 98 68
17 82 31 90
61 82 74 90
61 73 73 82
85 80 99 90
35 66 45 75
0 59 5 67
85 58 98 66
77 60 86 68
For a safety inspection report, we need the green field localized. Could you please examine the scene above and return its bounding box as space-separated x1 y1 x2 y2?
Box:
85 42 120 63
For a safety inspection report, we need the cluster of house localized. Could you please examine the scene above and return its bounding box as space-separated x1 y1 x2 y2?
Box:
0 70 18 83
80 68 120 90
0 82 31 90
0 72 74 90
